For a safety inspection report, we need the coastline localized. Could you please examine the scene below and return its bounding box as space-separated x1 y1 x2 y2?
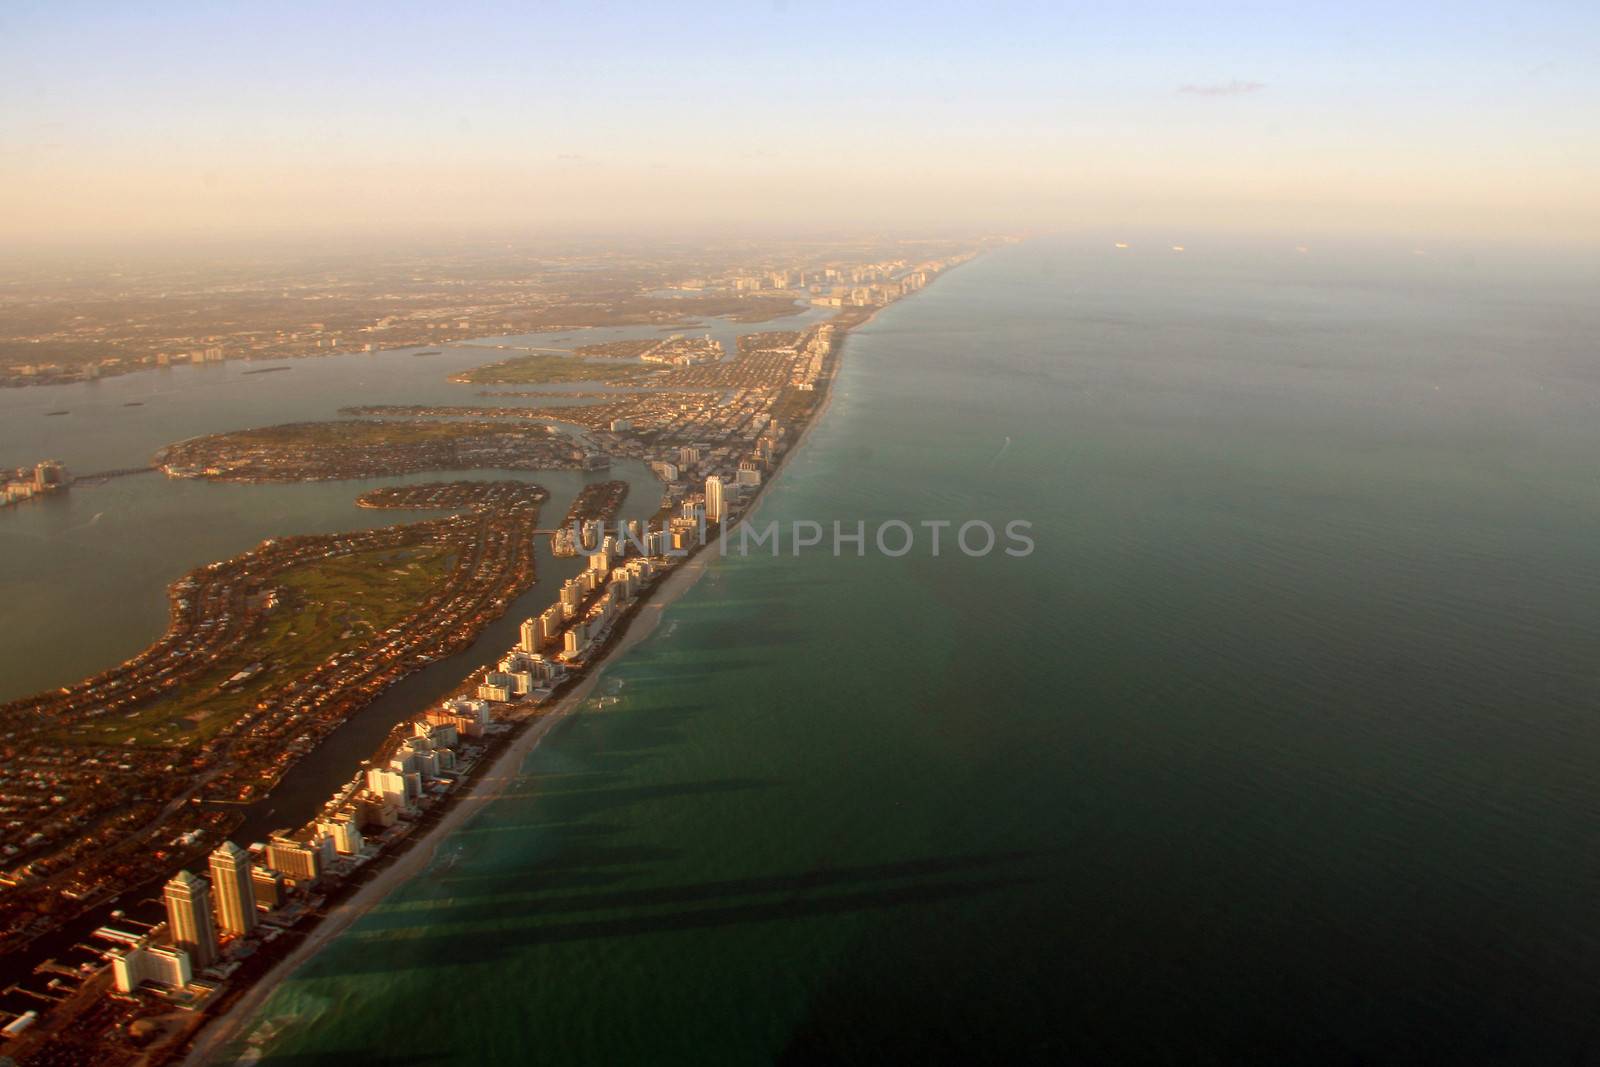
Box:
183 543 720 1064
178 298 869 1063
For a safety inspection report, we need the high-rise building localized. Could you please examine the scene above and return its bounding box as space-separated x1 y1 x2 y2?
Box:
208 841 256 937
560 579 584 617
428 697 490 738
265 832 323 883
416 718 458 748
705 475 727 524
252 868 285 911
32 461 66 491
366 767 410 809
111 943 192 993
163 870 218 969
318 815 365 857
539 604 564 647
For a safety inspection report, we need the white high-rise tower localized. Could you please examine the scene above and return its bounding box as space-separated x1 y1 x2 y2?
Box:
705 475 727 524
164 870 218 968
209 841 257 937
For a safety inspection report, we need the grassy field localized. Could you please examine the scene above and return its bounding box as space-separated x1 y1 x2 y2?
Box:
60 544 457 747
202 420 523 448
451 352 660 385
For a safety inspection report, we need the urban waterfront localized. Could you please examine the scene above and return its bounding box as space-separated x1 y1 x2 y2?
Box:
230 240 1600 1063
0 312 825 705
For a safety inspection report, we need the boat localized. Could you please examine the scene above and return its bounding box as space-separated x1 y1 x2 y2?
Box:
45 410 68 416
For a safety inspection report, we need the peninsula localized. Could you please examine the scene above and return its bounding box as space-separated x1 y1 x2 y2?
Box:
0 241 991 1064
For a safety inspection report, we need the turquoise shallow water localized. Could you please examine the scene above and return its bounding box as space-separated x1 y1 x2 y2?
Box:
238 240 1600 1064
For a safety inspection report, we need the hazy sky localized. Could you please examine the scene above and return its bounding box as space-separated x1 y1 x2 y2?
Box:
3 1 1597 245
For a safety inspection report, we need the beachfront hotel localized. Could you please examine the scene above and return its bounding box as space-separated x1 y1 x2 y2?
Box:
208 841 257 938
162 870 217 971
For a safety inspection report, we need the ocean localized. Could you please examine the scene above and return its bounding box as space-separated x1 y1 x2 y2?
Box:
39 238 1600 1063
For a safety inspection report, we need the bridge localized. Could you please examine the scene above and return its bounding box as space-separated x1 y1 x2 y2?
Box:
72 466 157 484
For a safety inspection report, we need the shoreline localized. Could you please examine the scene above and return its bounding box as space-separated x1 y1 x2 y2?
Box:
178 303 863 1063
182 542 720 1063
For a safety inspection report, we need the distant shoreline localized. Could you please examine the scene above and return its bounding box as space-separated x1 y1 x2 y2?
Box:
0 300 813 391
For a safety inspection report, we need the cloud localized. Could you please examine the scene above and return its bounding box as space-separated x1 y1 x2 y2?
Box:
1178 80 1265 97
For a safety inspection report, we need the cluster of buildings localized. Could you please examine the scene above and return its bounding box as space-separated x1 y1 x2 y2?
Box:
4 360 112 383
362 712 482 815
105 703 493 998
464 461 776 713
732 268 810 292
653 426 774 514
792 324 836 391
720 257 960 309
638 333 722 366
807 264 941 309
4 347 231 386
475 534 670 703
107 841 273 995
727 261 922 293
1 461 66 508
107 829 336 995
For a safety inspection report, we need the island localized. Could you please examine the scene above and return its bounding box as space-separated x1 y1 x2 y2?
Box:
155 421 584 482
